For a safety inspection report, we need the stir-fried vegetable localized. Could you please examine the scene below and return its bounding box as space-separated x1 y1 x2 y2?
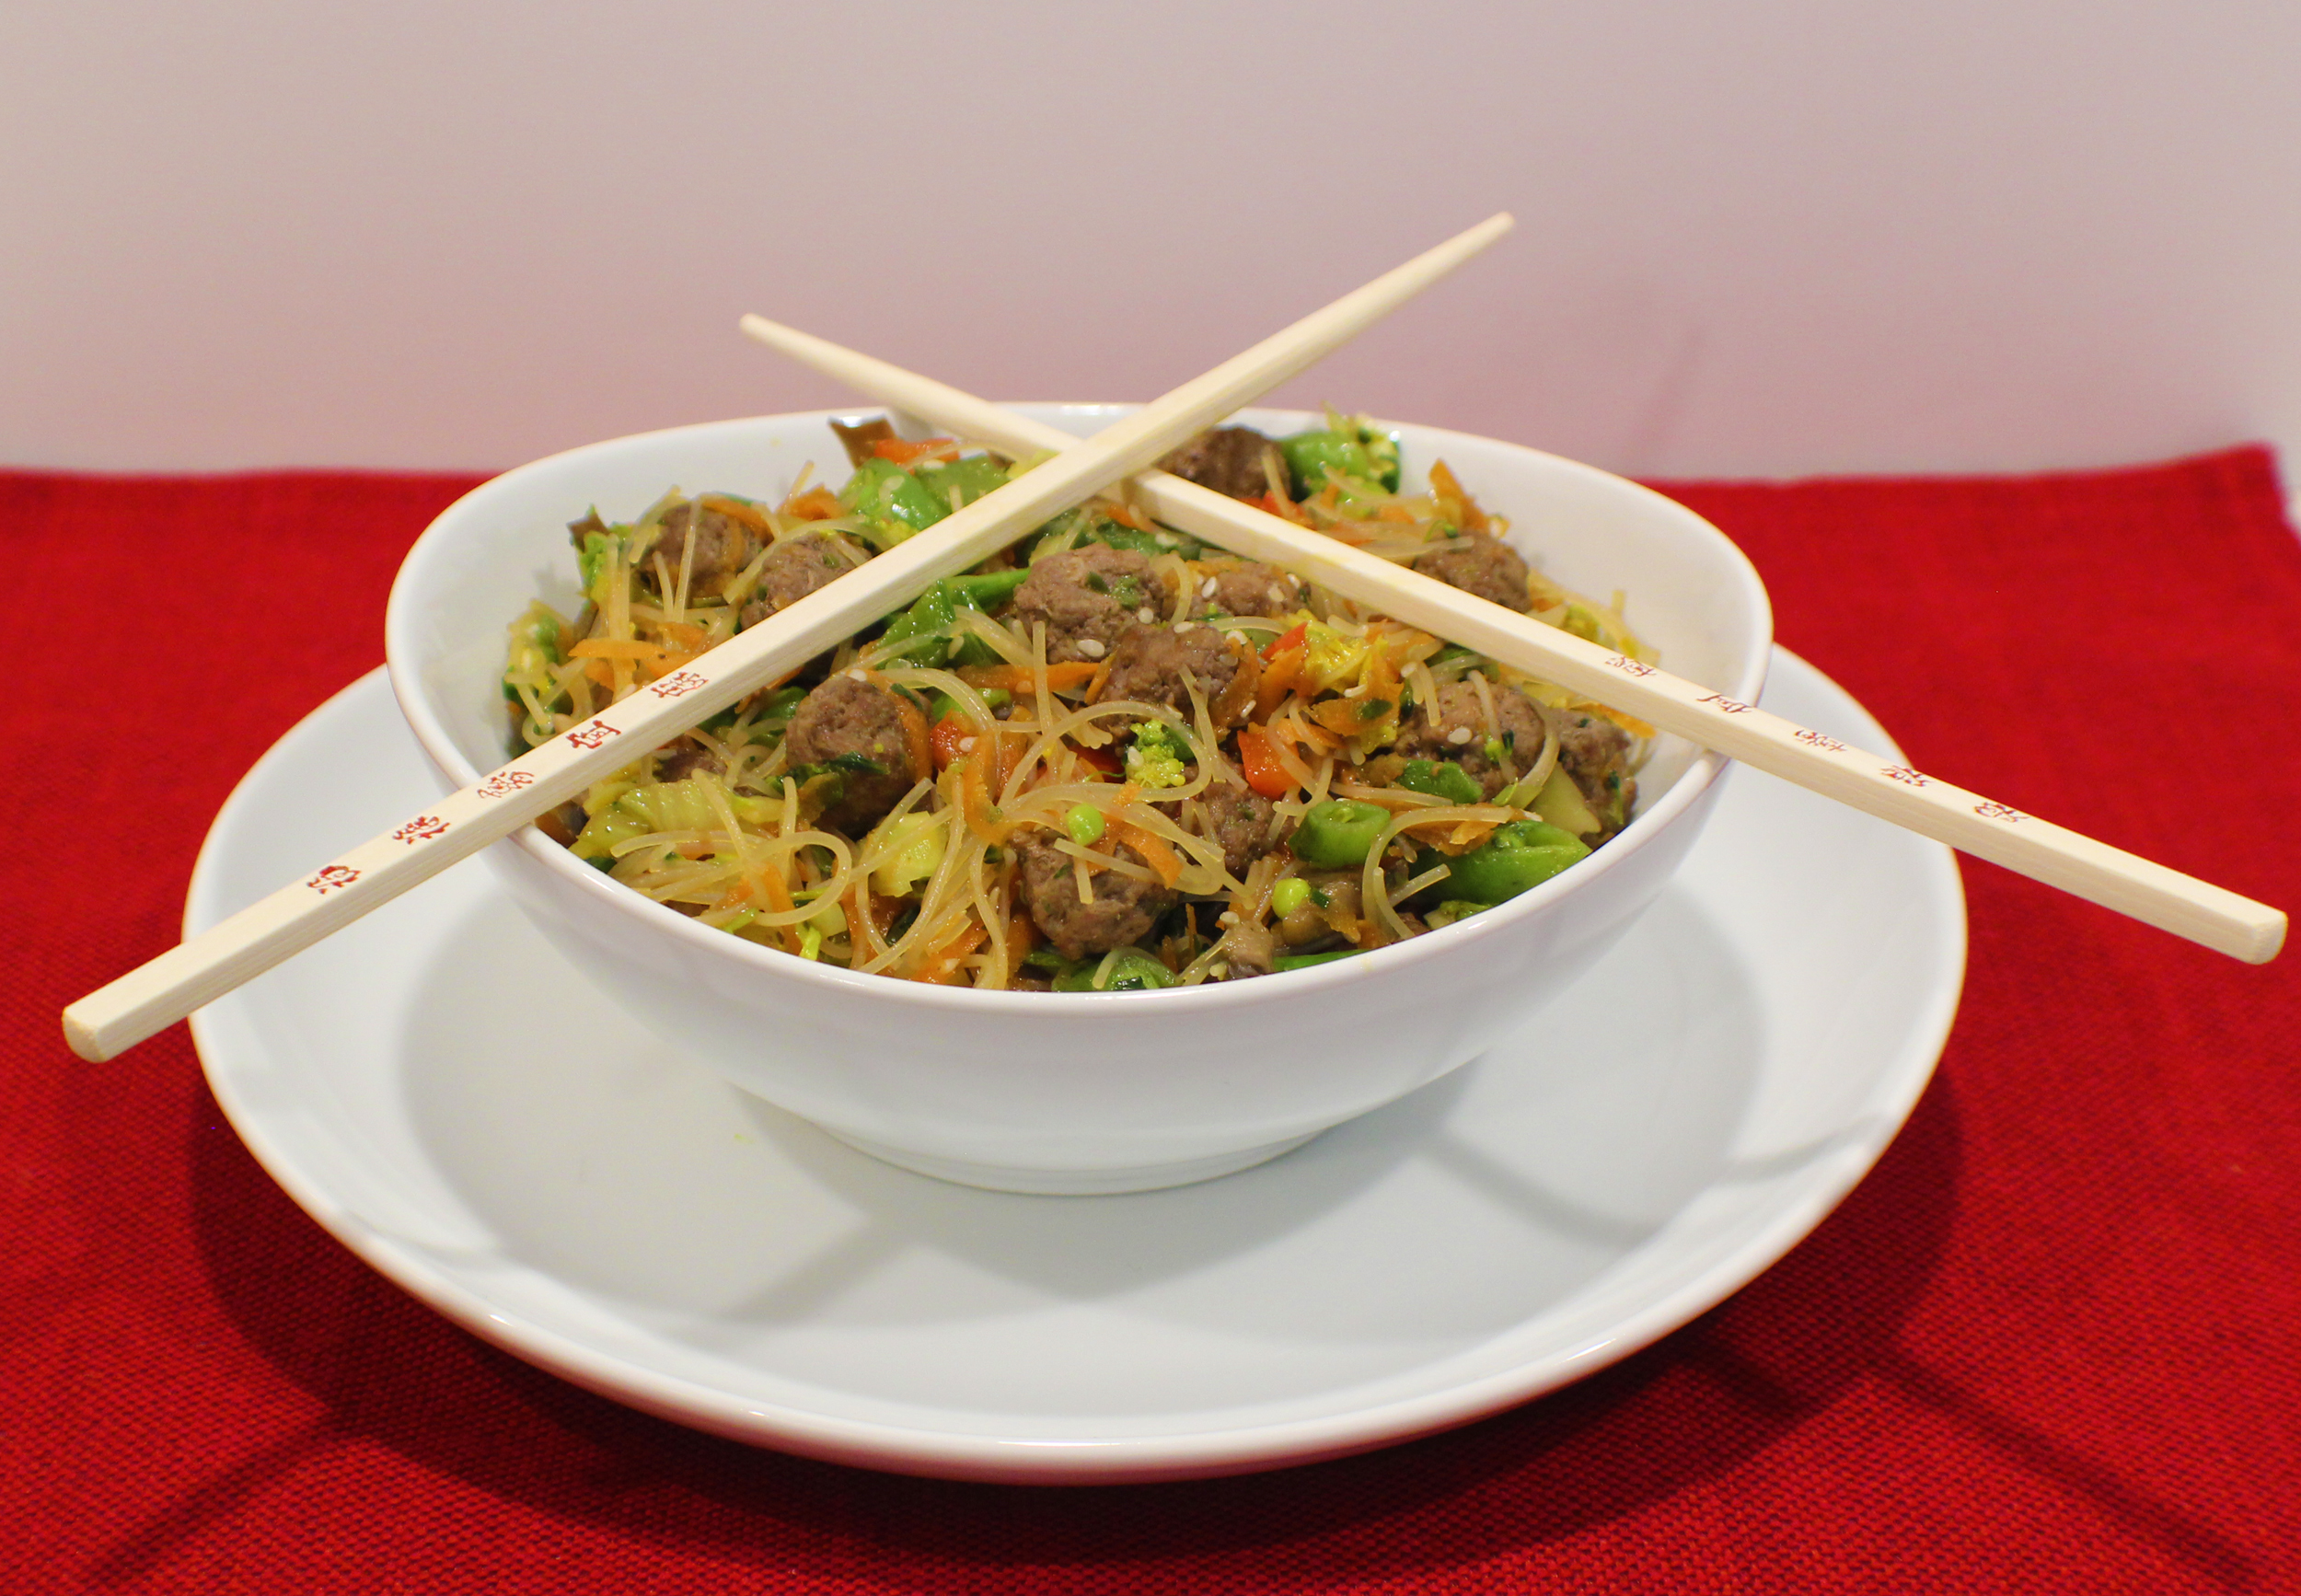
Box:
501 408 1656 990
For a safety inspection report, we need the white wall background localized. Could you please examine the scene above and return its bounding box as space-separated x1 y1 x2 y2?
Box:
6 0 2299 482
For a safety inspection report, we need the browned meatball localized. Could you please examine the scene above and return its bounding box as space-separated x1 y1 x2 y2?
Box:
1414 533 1531 612
1157 426 1278 501
1196 783 1278 877
1101 625 1246 723
1013 829 1177 961
1190 560 1304 619
739 535 850 629
784 675 919 834
653 500 757 586
652 742 724 784
1555 708 1636 839
1010 545 1162 664
1389 680 1553 799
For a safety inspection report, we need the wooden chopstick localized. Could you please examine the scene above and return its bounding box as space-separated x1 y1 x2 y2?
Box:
60 214 1516 1062
736 326 2288 966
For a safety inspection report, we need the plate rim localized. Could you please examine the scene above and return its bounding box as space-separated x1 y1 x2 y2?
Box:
186 646 1966 1485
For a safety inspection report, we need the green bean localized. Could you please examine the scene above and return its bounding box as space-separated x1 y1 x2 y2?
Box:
1397 758 1482 805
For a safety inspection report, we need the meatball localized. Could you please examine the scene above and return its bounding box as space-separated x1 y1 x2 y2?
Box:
1157 426 1278 501
1195 784 1278 878
652 742 724 784
1101 625 1248 724
1191 560 1304 619
1389 680 1553 799
1014 828 1177 961
652 500 757 586
1414 533 1531 612
739 535 849 629
784 674 920 834
1555 709 1636 840
1010 545 1162 664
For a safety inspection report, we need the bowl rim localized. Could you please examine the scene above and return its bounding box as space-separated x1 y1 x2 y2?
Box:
385 404 1774 1013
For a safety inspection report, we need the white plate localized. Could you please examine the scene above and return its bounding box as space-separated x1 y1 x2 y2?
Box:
187 647 1964 1486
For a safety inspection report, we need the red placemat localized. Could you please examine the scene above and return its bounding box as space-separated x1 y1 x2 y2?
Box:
4 450 2295 1593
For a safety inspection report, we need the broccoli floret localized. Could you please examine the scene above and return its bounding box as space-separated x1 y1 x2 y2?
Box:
1124 721 1191 791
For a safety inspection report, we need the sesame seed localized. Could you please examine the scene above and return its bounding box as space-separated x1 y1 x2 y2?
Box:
1200 577 1218 597
1137 607 1157 623
1342 683 1367 698
847 668 868 682
1174 620 1196 633
958 737 977 753
1076 637 1107 659
1446 725 1474 746
1217 911 1239 927
1225 630 1246 644
1267 584 1289 607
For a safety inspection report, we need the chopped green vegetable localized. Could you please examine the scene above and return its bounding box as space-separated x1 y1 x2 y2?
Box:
1289 799 1391 868
1277 414 1402 497
840 457 948 545
1054 946 1176 991
915 454 1011 510
869 811 946 896
1398 758 1482 805
1530 765 1601 837
1441 819 1590 904
1272 949 1365 972
1125 721 1191 791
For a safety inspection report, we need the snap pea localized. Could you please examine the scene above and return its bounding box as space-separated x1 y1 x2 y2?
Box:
1442 819 1590 904
1397 758 1482 805
1272 949 1365 973
916 455 1011 509
840 457 948 543
1053 946 1176 992
1287 799 1392 868
1277 422 1403 497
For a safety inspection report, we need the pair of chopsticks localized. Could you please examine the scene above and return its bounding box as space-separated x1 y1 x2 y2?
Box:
62 214 2283 1063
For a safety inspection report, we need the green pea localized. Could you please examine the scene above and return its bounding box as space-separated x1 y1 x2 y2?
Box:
1064 804 1106 846
1288 799 1392 868
1440 819 1590 904
1268 876 1312 919
1397 758 1482 805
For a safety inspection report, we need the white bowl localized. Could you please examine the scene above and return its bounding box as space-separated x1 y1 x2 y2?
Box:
387 406 1772 1195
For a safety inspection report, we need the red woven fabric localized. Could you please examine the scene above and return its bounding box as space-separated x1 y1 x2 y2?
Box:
4 452 2295 1593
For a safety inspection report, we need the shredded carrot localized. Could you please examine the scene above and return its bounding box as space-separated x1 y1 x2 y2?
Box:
894 693 931 781
910 920 988 985
958 751 1013 844
869 436 955 466
571 639 664 662
780 485 846 521
1428 460 1490 533
584 659 615 688
1107 817 1184 888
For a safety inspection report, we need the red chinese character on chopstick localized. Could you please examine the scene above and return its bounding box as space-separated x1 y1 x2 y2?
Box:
1880 766 1929 787
1974 801 2027 822
567 723 620 750
1603 654 1655 677
1697 692 1752 714
390 815 449 844
648 671 709 700
476 769 538 799
1794 729 1846 753
306 863 360 895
